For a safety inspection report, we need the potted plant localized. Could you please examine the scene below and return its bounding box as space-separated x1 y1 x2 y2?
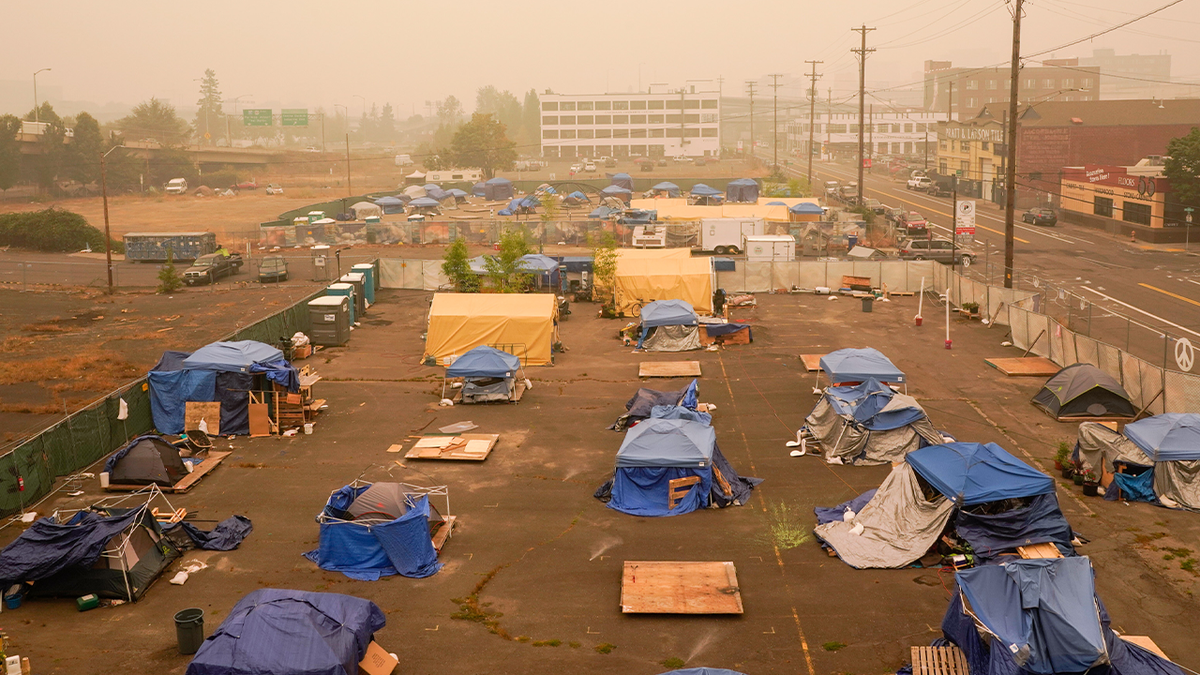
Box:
1081 470 1100 496
1054 441 1071 471
1073 468 1086 486
960 302 980 318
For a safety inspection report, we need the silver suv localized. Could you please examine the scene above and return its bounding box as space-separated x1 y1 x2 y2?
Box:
899 238 974 266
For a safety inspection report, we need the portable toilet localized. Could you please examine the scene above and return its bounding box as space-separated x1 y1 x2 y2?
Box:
307 295 351 346
311 245 332 282
365 215 381 225
351 264 375 304
307 211 325 224
326 283 357 324
339 272 368 315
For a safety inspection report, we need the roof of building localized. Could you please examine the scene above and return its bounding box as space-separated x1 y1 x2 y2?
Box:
1020 99 1200 127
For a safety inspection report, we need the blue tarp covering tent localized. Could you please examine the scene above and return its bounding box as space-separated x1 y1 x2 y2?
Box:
650 181 681 197
304 483 445 580
804 378 941 465
820 347 905 384
185 589 386 675
907 442 1056 506
472 182 487 197
726 178 759 203
483 177 513 201
447 346 520 378
610 173 634 190
373 196 406 214
789 202 824 215
566 190 590 203
766 200 786 206
690 183 722 196
637 300 698 349
446 188 468 202
589 205 619 219
609 379 700 431
1124 414 1200 461
409 197 440 208
600 185 632 204
609 418 715 517
426 186 451 202
150 342 299 436
825 379 925 430
497 209 514 216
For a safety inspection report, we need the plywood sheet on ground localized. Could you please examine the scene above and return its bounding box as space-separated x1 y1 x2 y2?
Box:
404 433 499 460
1122 636 1169 660
800 354 825 371
984 357 1060 376
1017 542 1063 559
639 361 702 378
620 561 743 614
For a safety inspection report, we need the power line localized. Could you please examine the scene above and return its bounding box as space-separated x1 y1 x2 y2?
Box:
1025 0 1187 58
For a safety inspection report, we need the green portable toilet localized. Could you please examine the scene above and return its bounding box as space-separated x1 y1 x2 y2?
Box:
351 264 375 304
307 211 325 224
326 282 357 324
308 295 351 346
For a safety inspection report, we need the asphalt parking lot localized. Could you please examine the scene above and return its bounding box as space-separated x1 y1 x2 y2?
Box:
2 289 1198 675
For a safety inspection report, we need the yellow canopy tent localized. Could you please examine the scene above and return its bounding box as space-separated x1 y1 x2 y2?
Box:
425 293 559 366
614 255 714 316
616 248 692 260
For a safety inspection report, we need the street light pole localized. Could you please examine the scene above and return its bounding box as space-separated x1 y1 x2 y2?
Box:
100 145 124 294
33 68 51 123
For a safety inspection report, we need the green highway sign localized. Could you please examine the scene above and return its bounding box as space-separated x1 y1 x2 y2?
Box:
281 109 309 127
243 109 273 126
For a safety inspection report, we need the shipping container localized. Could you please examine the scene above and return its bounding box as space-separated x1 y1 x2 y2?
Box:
123 232 217 262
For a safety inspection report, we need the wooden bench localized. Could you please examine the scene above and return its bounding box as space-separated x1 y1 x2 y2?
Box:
911 645 969 675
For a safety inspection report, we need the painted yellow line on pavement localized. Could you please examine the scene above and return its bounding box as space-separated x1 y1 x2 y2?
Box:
887 193 1030 244
1138 283 1200 308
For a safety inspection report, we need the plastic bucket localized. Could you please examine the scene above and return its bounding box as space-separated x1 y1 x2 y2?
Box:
174 608 205 655
303 423 313 435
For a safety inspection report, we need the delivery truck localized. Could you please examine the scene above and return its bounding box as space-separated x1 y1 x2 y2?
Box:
699 218 765 254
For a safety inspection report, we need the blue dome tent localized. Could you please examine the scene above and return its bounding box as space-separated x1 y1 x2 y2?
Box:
726 178 759 203
445 345 523 403
600 184 632 204
789 202 824 217
765 200 787 206
610 172 634 190
446 188 468 203
689 183 724 205
472 181 487 197
650 181 681 197
819 347 905 386
803 378 943 465
483 177 513 201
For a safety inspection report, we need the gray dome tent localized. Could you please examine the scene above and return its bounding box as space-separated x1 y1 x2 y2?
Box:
103 435 188 487
1031 363 1135 420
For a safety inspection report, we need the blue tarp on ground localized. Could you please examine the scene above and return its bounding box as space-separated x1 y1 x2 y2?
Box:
610 173 634 190
814 489 878 525
167 515 253 551
907 442 1056 506
640 300 698 328
0 509 143 587
651 182 681 197
303 487 442 580
566 190 590 202
824 378 925 431
1124 414 1200 461
790 202 824 214
185 589 385 675
726 178 759 203
956 558 1107 674
182 341 283 373
446 346 520 378
820 348 905 384
690 183 723 196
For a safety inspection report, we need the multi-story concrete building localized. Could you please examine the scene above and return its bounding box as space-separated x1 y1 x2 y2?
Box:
785 108 945 163
924 60 1101 118
539 87 720 160
1075 48 1172 100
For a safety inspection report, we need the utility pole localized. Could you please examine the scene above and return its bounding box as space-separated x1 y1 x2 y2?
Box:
805 61 823 189
100 145 124 294
344 133 352 196
852 25 876 206
1003 0 1024 289
827 88 832 152
745 81 757 158
321 113 326 153
951 175 959 274
868 105 874 175
769 74 782 170
999 108 1007 205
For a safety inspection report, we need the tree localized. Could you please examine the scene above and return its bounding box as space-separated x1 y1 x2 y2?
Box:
441 238 479 292
437 96 463 125
522 89 541 145
447 113 516 178
588 230 619 315
1165 127 1200 210
157 248 183 293
116 98 190 147
195 69 222 144
0 115 21 192
484 227 532 292
476 86 522 133
65 112 103 184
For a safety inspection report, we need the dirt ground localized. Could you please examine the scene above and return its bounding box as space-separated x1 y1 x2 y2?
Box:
0 290 1196 675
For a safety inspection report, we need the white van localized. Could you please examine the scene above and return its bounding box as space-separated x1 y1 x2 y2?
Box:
165 178 188 195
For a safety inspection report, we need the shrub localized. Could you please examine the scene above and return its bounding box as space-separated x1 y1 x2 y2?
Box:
0 209 123 253
157 249 183 293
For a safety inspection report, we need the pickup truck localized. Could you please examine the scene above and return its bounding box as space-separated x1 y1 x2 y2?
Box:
184 252 244 286
907 176 932 191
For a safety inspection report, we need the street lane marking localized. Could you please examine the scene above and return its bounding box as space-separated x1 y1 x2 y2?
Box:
1080 286 1200 338
1079 257 1128 269
1138 283 1200 308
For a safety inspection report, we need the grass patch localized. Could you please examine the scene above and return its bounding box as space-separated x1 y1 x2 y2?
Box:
0 354 140 393
594 643 617 654
822 641 847 652
1134 532 1168 545
515 636 531 643
1181 558 1197 574
568 641 581 649
531 639 561 647
761 502 813 550
661 657 686 668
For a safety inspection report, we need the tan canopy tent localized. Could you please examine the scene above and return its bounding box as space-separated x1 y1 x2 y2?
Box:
425 293 559 366
614 251 713 316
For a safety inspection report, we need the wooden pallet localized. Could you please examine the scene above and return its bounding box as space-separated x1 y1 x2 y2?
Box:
911 645 969 675
404 433 499 461
431 515 456 551
620 561 743 614
1018 542 1064 559
984 357 1061 376
800 354 825 371
639 361 702 378
106 452 231 493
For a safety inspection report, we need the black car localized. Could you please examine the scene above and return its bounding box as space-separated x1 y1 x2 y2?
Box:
258 255 289 283
183 253 243 285
1023 207 1058 226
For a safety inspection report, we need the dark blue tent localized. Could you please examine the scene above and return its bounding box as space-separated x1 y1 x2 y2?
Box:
447 346 520 378
789 202 824 215
690 183 723 196
497 209 514 216
609 418 715 517
726 178 759 203
566 190 590 203
409 197 440 213
472 181 487 197
183 341 282 372
907 442 1056 506
373 196 406 214
824 379 926 431
610 173 634 190
446 188 468 202
304 484 445 580
651 181 681 197
589 205 619 219
483 177 513 201
820 347 905 384
185 589 386 675
601 184 632 197
1124 414 1200 462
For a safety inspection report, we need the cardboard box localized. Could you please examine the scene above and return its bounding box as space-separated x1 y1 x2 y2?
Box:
358 641 399 675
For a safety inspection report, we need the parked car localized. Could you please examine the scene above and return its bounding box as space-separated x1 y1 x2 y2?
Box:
570 163 583 174
265 183 284 195
897 211 928 236
862 198 885 214
1023 207 1058 226
883 206 904 224
234 180 258 190
164 178 188 195
583 161 597 172
657 158 668 166
257 255 289 283
604 157 617 168
907 176 932 191
823 181 840 198
184 252 244 285
899 238 974 266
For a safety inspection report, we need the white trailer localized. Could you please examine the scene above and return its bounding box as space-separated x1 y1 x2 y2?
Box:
743 235 796 262
700 218 764 254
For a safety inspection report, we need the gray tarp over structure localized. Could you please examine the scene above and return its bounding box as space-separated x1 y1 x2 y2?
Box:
643 325 701 352
813 463 954 569
1076 420 1200 510
805 386 943 465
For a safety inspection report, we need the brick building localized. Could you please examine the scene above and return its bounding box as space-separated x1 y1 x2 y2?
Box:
924 60 1100 118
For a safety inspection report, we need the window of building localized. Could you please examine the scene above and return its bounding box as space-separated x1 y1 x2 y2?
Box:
905 123 913 133
684 129 700 137
701 113 718 124
1024 78 1037 89
987 80 997 90
631 144 647 154
648 100 664 109
560 129 576 139
578 101 594 111
614 129 630 138
966 81 979 90
701 128 717 137
1081 78 1093 88
665 100 683 109
904 142 913 153
1094 196 1113 217
595 129 611 138
665 128 682 137
578 129 594 139
940 139 947 150
542 116 558 125
542 130 558 139
595 115 611 124
701 99 718 109
813 123 822 133
543 102 559 111
613 101 629 110
613 115 629 124
666 114 682 124
630 114 646 124
577 115 593 125
684 114 699 123
960 160 969 175
684 100 700 109
980 142 989 151
1123 201 1151 226
960 140 969 152
595 101 611 111
939 160 948 174
1062 78 1074 88
561 102 576 111
829 124 847 133
916 123 926 132
630 100 646 110
560 115 575 125
1043 79 1055 89
649 128 665 138
630 129 647 138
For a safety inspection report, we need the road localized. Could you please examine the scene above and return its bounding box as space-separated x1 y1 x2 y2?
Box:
787 158 1200 370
